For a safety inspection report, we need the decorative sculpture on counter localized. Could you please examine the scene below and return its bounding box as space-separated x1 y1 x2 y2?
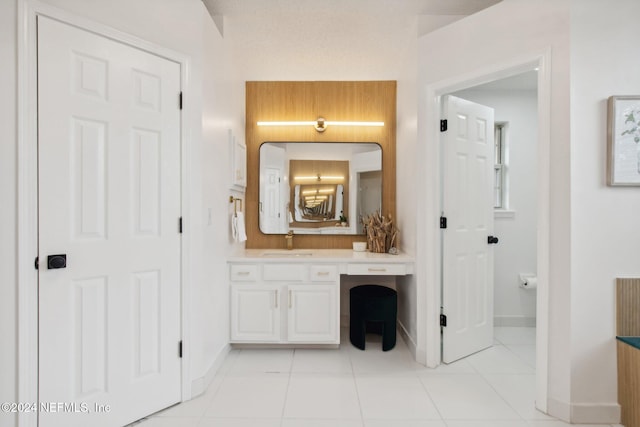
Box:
361 211 398 254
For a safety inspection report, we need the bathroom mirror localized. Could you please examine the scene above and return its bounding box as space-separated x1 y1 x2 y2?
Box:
259 142 382 235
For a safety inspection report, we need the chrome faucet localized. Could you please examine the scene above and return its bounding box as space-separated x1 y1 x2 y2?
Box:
285 231 294 250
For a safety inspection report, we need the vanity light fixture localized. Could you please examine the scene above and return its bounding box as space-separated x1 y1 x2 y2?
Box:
257 117 384 132
294 174 345 182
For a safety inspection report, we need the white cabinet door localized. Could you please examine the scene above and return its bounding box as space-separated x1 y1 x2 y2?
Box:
287 284 339 343
231 284 281 342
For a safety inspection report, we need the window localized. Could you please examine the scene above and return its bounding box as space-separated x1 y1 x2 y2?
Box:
494 123 507 209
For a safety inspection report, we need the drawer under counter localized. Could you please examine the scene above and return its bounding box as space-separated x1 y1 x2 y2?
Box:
263 264 308 281
229 264 259 281
310 264 339 282
346 263 408 276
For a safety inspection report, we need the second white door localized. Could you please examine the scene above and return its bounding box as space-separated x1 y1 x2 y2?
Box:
441 95 496 364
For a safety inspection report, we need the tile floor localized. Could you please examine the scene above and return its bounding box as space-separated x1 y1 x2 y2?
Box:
134 328 621 427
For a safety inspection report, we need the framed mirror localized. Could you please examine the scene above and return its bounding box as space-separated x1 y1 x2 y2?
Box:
259 142 382 235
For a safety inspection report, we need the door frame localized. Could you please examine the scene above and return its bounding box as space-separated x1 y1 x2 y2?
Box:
17 2 193 426
419 50 551 413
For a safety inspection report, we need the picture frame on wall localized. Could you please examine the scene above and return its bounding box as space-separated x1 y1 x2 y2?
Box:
607 95 640 186
229 129 247 190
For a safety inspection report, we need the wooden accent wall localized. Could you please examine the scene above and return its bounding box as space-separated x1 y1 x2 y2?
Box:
618 340 640 427
616 278 640 427
245 81 397 249
617 278 640 336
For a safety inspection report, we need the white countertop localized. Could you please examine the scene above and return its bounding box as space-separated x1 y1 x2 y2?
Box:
227 248 415 264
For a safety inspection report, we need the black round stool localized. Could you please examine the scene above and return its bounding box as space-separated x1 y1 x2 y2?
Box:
349 285 397 351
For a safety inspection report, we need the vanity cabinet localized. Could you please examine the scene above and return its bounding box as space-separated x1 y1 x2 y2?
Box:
228 250 415 346
287 284 338 343
229 262 340 344
230 283 281 342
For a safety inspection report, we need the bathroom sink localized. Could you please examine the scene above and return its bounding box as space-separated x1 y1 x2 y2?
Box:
261 250 313 257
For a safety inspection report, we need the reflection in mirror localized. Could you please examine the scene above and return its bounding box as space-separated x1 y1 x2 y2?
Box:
259 142 382 235
294 184 342 222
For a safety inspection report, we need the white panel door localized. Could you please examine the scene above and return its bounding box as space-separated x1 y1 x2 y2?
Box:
287 284 338 343
230 284 281 342
441 95 496 364
262 167 282 233
37 16 181 427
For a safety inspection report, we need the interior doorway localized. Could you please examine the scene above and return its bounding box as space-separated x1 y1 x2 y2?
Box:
356 170 382 234
439 73 540 417
444 71 539 359
423 52 551 414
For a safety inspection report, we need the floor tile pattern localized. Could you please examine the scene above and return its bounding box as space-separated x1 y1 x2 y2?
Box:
133 328 621 427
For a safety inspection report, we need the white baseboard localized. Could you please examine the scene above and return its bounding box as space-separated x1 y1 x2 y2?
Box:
494 315 536 327
571 402 621 424
189 344 231 399
397 320 417 361
547 397 621 424
547 397 571 423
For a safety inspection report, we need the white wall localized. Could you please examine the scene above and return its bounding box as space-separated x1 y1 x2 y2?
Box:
416 0 573 419
395 11 420 352
452 88 538 325
570 0 640 420
417 0 640 422
200 11 246 394
1 2 242 423
0 1 18 426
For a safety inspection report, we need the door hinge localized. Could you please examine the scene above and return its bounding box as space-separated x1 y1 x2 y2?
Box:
179 340 183 358
440 216 447 229
440 119 448 132
34 256 39 270
179 217 183 233
440 314 447 327
179 92 183 110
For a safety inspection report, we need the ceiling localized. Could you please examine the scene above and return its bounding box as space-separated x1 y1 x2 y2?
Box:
200 0 503 80
203 0 502 17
